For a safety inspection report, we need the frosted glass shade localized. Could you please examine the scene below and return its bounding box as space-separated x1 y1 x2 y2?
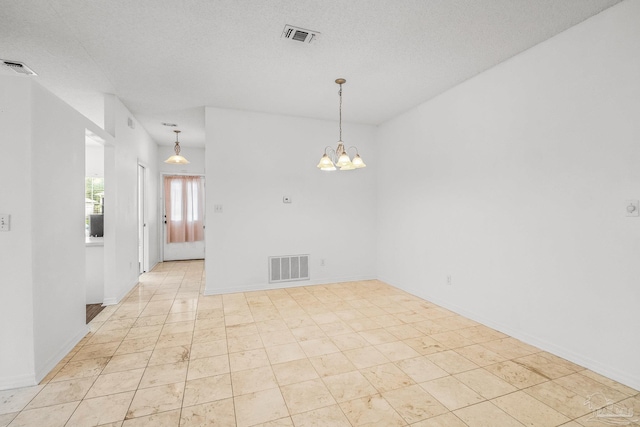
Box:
352 154 366 168
317 154 336 171
164 155 190 164
336 152 352 168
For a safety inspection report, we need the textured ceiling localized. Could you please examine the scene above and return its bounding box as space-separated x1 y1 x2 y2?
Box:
0 0 622 147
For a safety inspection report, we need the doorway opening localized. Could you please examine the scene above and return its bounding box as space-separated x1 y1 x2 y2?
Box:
162 174 206 261
85 129 106 319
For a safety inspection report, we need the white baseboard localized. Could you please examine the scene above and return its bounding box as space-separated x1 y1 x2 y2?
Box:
103 277 140 306
35 325 88 384
203 275 377 296
147 261 159 273
388 279 640 392
0 373 37 391
0 324 89 391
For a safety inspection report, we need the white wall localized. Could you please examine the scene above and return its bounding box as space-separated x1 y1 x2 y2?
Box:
0 76 89 388
132 109 160 275
377 1 640 389
205 108 377 294
0 82 161 388
86 246 104 304
30 83 87 381
103 95 160 304
85 145 104 177
0 77 36 389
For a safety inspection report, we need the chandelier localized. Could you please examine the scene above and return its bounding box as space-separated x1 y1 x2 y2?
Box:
317 78 366 171
164 130 190 164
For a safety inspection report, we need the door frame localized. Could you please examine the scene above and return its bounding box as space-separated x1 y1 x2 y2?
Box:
160 172 206 262
137 162 149 273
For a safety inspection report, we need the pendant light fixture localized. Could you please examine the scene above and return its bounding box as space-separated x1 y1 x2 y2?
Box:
164 130 190 164
317 78 366 171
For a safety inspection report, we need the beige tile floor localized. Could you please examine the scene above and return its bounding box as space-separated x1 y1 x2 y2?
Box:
1 260 638 426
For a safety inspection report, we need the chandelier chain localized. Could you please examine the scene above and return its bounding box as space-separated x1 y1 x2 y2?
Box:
338 84 342 142
174 130 181 155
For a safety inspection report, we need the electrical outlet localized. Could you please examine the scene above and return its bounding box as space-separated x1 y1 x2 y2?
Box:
214 204 223 213
0 214 9 231
446 275 452 286
320 259 326 267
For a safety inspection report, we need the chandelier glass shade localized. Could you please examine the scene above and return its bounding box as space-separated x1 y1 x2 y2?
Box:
317 78 366 171
164 130 190 164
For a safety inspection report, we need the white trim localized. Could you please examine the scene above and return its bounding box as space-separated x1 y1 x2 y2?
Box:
160 173 206 262
103 277 139 306
34 325 88 384
0 373 37 391
137 162 149 273
383 278 640 392
204 275 376 296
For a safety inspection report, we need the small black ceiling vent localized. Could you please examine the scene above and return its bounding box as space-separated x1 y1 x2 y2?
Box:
281 25 320 44
1 60 37 76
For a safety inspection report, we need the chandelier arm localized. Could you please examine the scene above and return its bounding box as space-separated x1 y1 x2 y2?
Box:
346 146 360 155
324 146 337 162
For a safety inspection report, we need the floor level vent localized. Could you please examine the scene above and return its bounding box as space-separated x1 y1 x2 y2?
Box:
269 254 309 283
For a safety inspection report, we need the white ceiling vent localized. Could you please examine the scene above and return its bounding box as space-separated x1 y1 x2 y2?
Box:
281 25 320 44
1 60 37 76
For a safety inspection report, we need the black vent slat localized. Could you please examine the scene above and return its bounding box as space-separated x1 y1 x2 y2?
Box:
292 30 308 42
2 60 37 75
281 25 319 44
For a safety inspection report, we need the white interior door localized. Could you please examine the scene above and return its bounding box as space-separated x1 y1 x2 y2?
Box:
163 174 205 261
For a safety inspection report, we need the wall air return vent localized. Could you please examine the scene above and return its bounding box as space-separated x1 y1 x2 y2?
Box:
269 254 310 283
281 25 320 44
1 60 37 76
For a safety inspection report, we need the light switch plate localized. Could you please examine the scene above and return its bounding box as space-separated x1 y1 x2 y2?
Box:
0 214 10 231
625 200 639 217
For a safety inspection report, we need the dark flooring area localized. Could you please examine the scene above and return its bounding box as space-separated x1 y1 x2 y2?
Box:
85 303 105 324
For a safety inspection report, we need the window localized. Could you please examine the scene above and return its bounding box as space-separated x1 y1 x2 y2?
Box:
85 177 104 236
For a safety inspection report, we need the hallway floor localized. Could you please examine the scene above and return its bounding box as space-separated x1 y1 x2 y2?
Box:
1 260 638 426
